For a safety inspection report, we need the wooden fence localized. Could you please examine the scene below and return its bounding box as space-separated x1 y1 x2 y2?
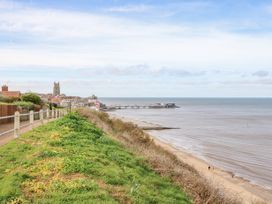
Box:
0 104 43 124
0 109 67 138
0 105 18 124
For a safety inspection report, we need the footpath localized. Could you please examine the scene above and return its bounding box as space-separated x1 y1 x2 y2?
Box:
0 119 55 146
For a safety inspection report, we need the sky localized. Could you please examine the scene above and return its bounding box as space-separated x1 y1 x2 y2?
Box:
0 0 272 97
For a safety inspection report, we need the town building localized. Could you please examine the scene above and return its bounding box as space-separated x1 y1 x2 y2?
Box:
0 85 21 98
36 93 53 103
53 82 60 96
51 97 62 106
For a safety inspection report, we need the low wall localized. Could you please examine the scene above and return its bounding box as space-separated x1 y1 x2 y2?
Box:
0 104 18 124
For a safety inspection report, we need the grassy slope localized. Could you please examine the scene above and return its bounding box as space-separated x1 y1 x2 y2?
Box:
77 109 242 204
0 113 191 204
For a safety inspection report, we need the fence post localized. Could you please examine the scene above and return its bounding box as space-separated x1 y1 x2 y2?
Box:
40 110 44 124
30 110 34 128
14 111 20 138
57 110 60 118
47 109 50 121
53 109 56 118
44 109 47 120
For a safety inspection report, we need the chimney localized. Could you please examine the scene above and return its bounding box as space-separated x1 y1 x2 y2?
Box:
2 85 8 92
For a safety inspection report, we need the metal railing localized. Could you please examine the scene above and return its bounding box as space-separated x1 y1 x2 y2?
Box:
0 109 68 138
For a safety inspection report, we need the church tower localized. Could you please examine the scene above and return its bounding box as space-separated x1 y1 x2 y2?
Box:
53 82 60 96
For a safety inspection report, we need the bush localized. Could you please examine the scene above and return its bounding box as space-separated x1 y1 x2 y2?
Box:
21 93 42 105
12 101 34 110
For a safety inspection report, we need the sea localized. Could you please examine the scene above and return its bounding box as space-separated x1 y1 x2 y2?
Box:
100 98 272 190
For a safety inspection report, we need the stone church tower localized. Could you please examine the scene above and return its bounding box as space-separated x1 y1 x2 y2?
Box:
53 82 60 96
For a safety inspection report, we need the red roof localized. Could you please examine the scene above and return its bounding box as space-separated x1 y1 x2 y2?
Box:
50 97 61 104
0 91 21 98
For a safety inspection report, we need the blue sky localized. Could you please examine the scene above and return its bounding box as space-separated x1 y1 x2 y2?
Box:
0 0 272 97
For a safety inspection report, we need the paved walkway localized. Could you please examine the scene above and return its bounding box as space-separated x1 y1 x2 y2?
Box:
0 118 56 147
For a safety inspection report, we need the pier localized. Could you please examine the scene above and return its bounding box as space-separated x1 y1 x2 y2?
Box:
111 105 150 109
102 103 179 111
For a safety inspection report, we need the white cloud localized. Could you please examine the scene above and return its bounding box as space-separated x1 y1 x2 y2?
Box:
0 3 272 73
1 1 272 96
105 4 151 13
0 7 191 39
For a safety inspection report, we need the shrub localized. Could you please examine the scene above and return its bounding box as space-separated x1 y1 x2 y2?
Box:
21 93 42 105
12 101 34 110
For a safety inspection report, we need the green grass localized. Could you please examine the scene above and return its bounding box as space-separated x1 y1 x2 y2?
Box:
0 113 192 204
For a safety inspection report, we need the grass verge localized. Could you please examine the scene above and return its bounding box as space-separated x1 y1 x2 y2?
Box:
0 113 191 204
77 108 241 204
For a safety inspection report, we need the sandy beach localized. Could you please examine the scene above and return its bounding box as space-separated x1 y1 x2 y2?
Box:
109 113 272 204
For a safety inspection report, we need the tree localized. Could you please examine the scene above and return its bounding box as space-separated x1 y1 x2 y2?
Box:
91 94 98 99
21 93 42 105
